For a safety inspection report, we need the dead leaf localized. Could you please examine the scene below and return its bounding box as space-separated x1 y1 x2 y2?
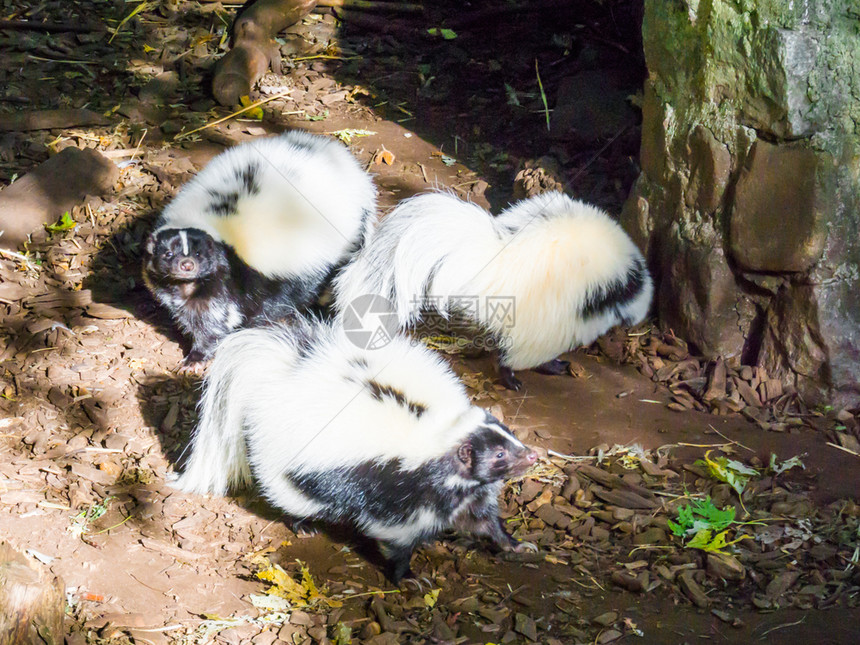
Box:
373 149 395 165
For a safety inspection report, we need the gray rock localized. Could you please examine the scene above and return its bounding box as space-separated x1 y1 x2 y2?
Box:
623 0 860 406
730 141 825 272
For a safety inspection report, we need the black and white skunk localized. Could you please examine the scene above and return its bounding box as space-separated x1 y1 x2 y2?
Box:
171 318 537 583
334 191 653 390
142 130 377 368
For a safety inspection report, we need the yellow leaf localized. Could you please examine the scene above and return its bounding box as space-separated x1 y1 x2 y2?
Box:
239 95 264 120
423 588 440 608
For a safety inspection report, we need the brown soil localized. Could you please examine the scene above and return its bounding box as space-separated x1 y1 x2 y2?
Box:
1 2 858 645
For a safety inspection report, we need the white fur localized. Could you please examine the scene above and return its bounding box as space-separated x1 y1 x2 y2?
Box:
334 191 653 370
367 507 444 546
157 130 377 279
172 319 485 503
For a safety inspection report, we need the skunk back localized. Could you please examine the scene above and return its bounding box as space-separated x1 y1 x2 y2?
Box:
334 191 652 370
156 130 377 281
174 319 482 497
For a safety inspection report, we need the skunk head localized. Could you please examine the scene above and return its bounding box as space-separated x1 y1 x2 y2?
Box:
144 227 226 282
455 412 537 484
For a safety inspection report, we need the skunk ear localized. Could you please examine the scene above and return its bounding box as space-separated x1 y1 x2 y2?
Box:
144 233 156 256
457 442 473 468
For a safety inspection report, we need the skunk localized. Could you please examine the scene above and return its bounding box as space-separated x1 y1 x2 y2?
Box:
334 191 653 390
172 318 537 583
142 130 377 368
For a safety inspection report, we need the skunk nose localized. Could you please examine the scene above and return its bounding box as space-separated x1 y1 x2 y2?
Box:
179 259 196 272
526 451 538 464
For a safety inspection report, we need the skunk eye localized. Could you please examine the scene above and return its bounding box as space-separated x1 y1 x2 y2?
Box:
164 252 174 259
495 450 506 459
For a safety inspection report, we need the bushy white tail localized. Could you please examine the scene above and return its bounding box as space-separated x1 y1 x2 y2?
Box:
334 191 653 370
334 192 496 326
171 324 306 496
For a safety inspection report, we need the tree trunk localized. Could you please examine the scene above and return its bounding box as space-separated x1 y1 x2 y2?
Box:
212 0 318 106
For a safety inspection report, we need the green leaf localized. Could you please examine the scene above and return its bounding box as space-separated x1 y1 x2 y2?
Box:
328 129 376 145
427 27 457 40
45 211 76 233
686 529 713 550
504 83 521 106
332 622 352 645
670 497 735 537
768 453 806 475
695 450 759 496
666 518 686 538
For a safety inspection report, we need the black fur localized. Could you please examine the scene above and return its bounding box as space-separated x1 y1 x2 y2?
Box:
142 227 321 365
365 380 427 418
205 161 262 217
286 413 536 582
582 256 648 321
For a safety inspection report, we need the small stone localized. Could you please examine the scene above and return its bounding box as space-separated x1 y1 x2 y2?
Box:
592 611 618 627
359 622 381 640
612 507 635 521
513 613 538 642
47 386 73 409
450 596 479 613
591 526 611 541
290 611 312 626
103 432 130 451
591 488 658 510
711 609 734 624
307 626 327 641
765 571 801 599
251 631 277 645
477 606 509 624
535 504 570 529
678 570 710 608
519 479 544 503
561 476 581 501
431 615 455 641
632 527 666 545
85 302 133 319
610 570 643 593
597 629 624 643
707 553 746 582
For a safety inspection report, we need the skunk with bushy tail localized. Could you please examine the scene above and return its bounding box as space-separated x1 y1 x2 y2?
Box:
142 130 376 368
172 317 537 583
334 190 653 390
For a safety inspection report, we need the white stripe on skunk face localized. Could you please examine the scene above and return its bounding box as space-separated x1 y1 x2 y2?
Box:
179 230 189 256
480 412 526 449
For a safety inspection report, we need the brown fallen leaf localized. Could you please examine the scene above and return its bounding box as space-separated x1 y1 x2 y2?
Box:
373 148 395 165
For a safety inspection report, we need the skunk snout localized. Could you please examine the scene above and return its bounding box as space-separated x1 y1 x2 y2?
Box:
179 258 197 273
511 448 538 476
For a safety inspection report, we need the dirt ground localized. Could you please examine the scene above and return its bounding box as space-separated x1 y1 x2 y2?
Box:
1 1 859 644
